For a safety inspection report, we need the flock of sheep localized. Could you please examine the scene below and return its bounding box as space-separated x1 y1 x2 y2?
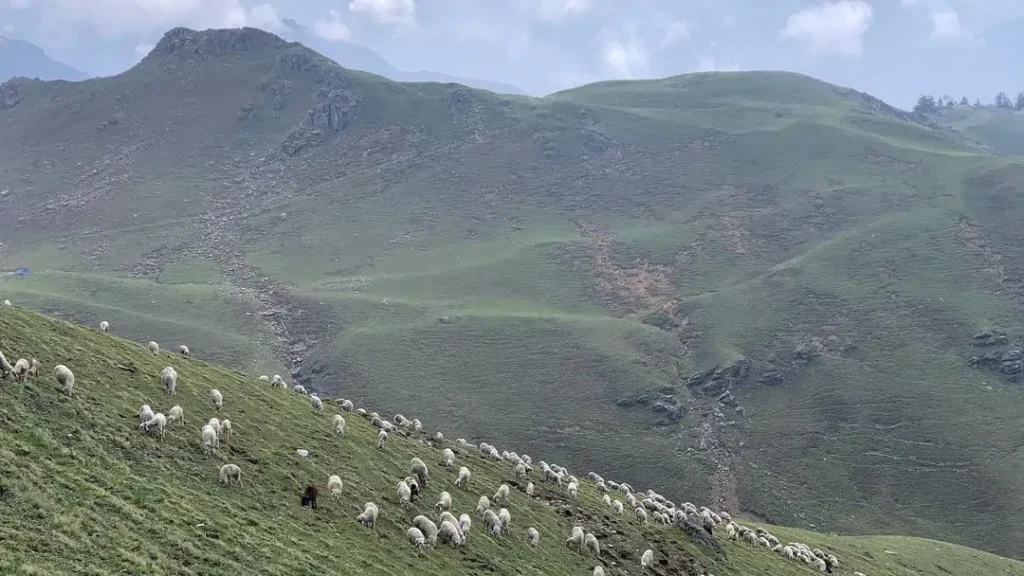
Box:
0 309 869 576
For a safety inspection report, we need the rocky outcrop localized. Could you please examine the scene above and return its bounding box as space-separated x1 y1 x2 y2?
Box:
280 87 357 156
616 392 686 425
685 359 751 397
150 27 289 62
968 345 1024 378
0 80 21 110
973 329 1009 347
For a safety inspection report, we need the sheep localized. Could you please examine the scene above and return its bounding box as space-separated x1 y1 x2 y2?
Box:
207 417 221 434
459 513 472 537
218 464 242 487
743 530 758 546
210 389 223 410
178 345 189 358
99 321 109 332
593 568 605 576
54 365 74 396
161 366 177 395
168 405 185 426
566 526 585 550
641 549 654 571
612 500 623 513
201 424 219 454
485 510 502 535
397 480 412 506
514 462 527 478
327 475 344 501
567 481 579 498
527 527 540 546
635 507 648 525
498 508 511 533
441 448 455 469
219 419 232 441
436 491 452 511
371 416 384 429
406 527 427 552
494 483 510 504
439 511 459 528
356 408 367 415
439 520 463 547
412 418 422 431
292 384 307 395
376 429 388 451
332 414 345 435
1 299 9 306
147 341 159 355
259 374 269 381
140 413 167 439
526 482 535 497
12 358 30 382
475 495 490 517
410 457 429 487
302 483 319 509
357 502 379 527
602 494 611 506
813 557 827 572
413 515 439 545
272 374 284 387
340 399 354 412
0 351 11 378
782 545 795 558
307 394 322 413
827 554 839 569
27 358 40 379
584 533 600 556
140 404 155 424
454 466 471 488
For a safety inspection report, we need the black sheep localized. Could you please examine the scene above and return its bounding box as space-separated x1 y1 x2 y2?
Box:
301 483 318 509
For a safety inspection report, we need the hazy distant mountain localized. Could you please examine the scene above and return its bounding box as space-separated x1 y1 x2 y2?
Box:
0 36 88 82
280 19 525 95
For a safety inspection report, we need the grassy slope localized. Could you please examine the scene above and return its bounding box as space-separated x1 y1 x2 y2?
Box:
928 106 1024 155
1 31 1023 558
1 305 1022 576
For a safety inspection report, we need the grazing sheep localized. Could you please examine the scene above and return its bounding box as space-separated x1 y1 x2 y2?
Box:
527 527 540 546
219 419 232 441
439 520 463 547
584 533 600 556
526 482 535 497
485 511 502 536
99 321 109 332
54 365 74 396
567 481 578 498
475 495 490 517
210 389 223 410
593 568 605 576
301 483 319 509
2 299 9 306
327 475 344 501
442 448 455 469
178 345 189 358
641 549 654 571
332 414 346 435
340 399 354 412
397 480 412 505
813 557 827 572
434 432 444 442
259 374 269 381
612 500 623 513
376 429 388 451
161 366 177 395
147 341 159 355
410 457 429 487
27 358 40 379
201 424 219 454
439 511 459 528
498 508 511 533
168 405 185 426
494 483 510 504
218 464 242 487
310 394 323 413
207 417 221 434
436 491 452 511
459 513 472 537
357 502 379 527
635 507 648 525
412 418 422 431
371 416 384 429
140 404 155 424
454 466 471 488
292 384 307 395
743 530 758 546
140 413 167 439
0 350 11 378
566 526 585 551
413 515 439 545
406 527 427 552
272 374 284 387
356 408 367 415
12 358 30 382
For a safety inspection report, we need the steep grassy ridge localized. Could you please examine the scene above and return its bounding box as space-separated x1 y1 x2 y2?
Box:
1 27 1023 557
1 305 1022 575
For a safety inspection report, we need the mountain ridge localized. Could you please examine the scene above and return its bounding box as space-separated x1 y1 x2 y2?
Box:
0 35 87 82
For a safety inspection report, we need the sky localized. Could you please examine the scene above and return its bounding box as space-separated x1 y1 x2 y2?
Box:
2 0 1023 108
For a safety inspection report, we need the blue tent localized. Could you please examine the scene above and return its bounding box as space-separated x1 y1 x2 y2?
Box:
14 268 30 277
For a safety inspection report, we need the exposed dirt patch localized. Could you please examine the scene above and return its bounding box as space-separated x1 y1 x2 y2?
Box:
956 216 1024 306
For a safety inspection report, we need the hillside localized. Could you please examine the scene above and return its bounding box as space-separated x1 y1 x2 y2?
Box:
1 305 1022 575
1 26 1024 560
927 106 1024 156
0 36 87 82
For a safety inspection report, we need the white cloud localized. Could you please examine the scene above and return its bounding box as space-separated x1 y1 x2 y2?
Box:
602 35 648 80
654 13 691 48
135 42 154 57
531 0 592 21
248 3 287 33
696 55 739 72
930 9 963 39
9 0 35 8
348 0 416 25
780 0 873 56
312 9 351 42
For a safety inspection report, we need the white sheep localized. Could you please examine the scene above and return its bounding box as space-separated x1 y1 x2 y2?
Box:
410 457 429 487
218 464 242 486
12 358 30 382
310 394 323 413
498 508 511 533
139 404 155 424
439 520 463 547
258 374 269 381
412 418 422 431
201 424 219 454
434 431 444 442
340 399 354 412
584 533 600 556
397 480 412 506
526 482 535 497
161 366 177 395
99 321 109 332
148 341 159 355
459 513 472 537
327 475 344 501
219 419 232 441
567 481 578 498
292 384 307 395
210 389 223 410
168 405 185 426
207 417 221 434
436 491 452 511
377 429 388 451
2 299 10 306
593 568 605 576
454 466 471 488
485 511 502 536
635 507 648 525
406 527 427 552
413 515 439 546
178 345 189 358
439 511 459 529
357 502 379 527
140 413 167 439
494 483 510 504
441 448 455 469
566 526 585 550
641 549 654 571
27 358 40 379
475 495 490 517
272 374 284 387
332 414 345 435
527 527 540 546
54 365 74 396
0 351 11 379
613 500 623 513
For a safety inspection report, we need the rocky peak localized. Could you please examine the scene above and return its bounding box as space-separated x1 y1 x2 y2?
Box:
149 27 291 62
